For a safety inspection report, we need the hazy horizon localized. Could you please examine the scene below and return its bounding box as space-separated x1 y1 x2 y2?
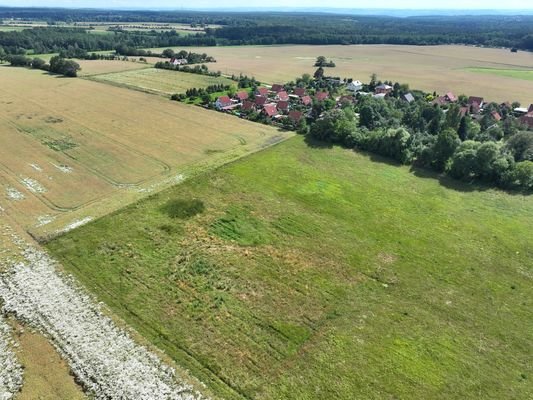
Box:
2 1 532 11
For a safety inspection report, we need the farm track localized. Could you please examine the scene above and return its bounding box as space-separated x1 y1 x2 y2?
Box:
0 224 209 400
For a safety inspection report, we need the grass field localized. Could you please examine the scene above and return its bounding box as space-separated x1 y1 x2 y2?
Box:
147 44 533 104
0 67 290 239
47 136 533 400
90 68 233 95
464 67 533 81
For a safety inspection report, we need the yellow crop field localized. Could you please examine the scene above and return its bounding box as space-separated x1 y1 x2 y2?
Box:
0 67 291 239
90 67 233 95
150 44 533 104
77 60 152 76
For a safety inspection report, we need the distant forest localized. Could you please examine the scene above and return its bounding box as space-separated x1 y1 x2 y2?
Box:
0 8 532 55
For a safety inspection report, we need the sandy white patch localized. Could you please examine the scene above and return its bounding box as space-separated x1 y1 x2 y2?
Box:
36 215 56 227
6 188 24 201
57 217 93 234
0 316 23 400
51 163 73 174
136 174 186 194
20 178 46 194
29 163 43 172
0 244 206 400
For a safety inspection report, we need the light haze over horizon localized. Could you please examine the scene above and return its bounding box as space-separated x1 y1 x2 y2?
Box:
2 0 531 10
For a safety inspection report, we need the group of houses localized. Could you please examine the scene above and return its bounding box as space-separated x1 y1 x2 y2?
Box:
214 79 368 124
213 78 532 130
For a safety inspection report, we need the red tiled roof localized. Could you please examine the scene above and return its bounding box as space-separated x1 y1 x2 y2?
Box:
288 110 303 122
271 84 284 92
491 111 502 121
277 91 289 101
277 101 289 111
256 87 269 96
294 88 306 97
301 95 312 105
520 113 533 128
236 91 249 101
217 96 232 104
339 95 355 104
263 104 279 117
459 106 469 117
468 96 484 105
445 92 457 102
242 100 255 111
315 92 329 101
255 96 267 106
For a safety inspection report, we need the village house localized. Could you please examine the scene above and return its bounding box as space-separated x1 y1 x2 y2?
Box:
255 87 269 97
338 95 356 105
346 80 363 92
459 106 470 117
235 91 249 102
315 91 329 102
277 91 289 102
402 93 415 103
242 100 255 112
270 84 284 93
288 110 304 123
301 95 312 106
255 96 267 107
520 113 533 129
491 111 502 122
170 57 188 66
467 96 484 109
294 87 306 97
215 95 233 110
277 101 289 112
375 84 392 95
263 103 279 118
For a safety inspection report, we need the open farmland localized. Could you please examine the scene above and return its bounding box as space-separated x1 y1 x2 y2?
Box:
76 60 152 76
0 67 290 239
90 67 233 95
150 44 533 104
47 136 533 400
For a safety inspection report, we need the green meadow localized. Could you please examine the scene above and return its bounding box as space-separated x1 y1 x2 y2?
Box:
47 136 533 400
465 67 533 81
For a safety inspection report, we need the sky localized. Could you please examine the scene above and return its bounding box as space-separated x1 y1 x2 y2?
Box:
2 0 531 10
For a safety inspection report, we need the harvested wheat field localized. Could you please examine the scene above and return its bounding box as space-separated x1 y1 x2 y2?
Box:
90 67 233 95
0 67 290 238
154 44 533 104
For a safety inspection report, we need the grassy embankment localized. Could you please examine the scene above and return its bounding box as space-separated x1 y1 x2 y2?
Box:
47 136 533 400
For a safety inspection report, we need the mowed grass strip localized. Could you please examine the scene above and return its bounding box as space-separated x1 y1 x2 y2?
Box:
464 67 533 81
47 137 533 400
91 68 233 95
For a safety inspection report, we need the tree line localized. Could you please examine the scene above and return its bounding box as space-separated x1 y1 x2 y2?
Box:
307 84 532 191
0 13 532 56
5 54 80 77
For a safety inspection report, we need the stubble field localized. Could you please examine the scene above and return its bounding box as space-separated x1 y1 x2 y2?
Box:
0 67 290 239
149 44 533 104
